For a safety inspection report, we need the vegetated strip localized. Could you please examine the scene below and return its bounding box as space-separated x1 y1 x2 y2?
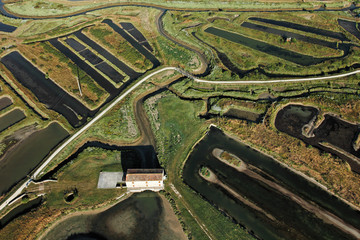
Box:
0 197 42 228
120 22 154 52
204 27 330 66
74 31 141 80
249 17 349 41
241 22 343 51
0 108 25 133
48 38 117 96
338 19 360 41
103 19 160 68
0 96 12 111
64 37 125 83
275 105 360 174
183 127 360 239
0 22 16 33
0 51 91 127
0 122 68 195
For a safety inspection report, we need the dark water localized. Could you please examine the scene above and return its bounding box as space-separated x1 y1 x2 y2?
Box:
39 141 160 181
74 31 141 80
275 104 360 173
0 197 42 228
338 19 360 41
0 122 69 194
193 30 360 80
48 39 118 96
64 38 86 52
205 27 331 66
0 96 12 111
0 51 92 127
183 127 360 240
103 19 160 68
241 21 351 55
0 22 16 32
79 49 103 65
249 17 349 41
95 62 125 83
0 108 25 133
120 22 154 52
43 192 165 240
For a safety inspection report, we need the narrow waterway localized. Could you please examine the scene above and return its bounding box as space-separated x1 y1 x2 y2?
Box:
183 127 360 240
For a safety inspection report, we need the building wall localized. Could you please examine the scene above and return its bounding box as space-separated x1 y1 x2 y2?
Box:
126 180 163 189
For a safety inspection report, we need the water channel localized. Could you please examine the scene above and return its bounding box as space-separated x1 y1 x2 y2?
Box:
183 126 360 240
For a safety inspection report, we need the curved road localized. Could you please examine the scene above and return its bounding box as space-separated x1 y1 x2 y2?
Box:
1 66 360 212
0 0 358 20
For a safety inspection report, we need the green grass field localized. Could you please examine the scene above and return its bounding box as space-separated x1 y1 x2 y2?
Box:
146 91 255 239
45 147 124 208
4 0 353 17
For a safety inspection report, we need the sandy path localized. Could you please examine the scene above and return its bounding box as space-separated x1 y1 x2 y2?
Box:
199 168 276 221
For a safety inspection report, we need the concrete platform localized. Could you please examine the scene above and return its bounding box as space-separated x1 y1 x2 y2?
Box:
97 172 124 189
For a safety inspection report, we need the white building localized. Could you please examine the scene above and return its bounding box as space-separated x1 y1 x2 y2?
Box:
125 169 165 192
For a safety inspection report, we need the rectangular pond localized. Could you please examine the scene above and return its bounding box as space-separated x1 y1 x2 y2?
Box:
79 49 103 65
120 22 154 52
1 51 91 127
64 38 86 52
0 96 12 111
74 31 141 80
183 127 360 240
95 62 124 83
0 122 68 195
48 39 118 96
103 19 159 68
0 108 25 133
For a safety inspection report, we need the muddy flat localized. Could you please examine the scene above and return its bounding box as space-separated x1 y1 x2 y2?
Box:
40 191 186 240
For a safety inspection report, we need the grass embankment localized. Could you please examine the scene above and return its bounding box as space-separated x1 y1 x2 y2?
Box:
0 80 47 158
170 74 360 102
3 0 352 17
0 147 125 240
219 151 242 167
162 74 360 207
17 42 109 110
39 81 157 178
145 91 255 239
84 24 153 72
217 116 360 206
163 10 360 80
144 91 206 167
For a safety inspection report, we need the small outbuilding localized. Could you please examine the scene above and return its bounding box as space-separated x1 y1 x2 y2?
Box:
125 169 165 192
